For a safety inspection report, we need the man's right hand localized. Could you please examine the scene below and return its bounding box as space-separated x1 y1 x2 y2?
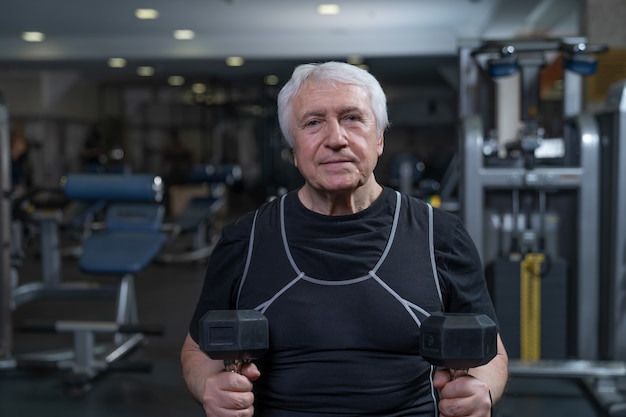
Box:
201 362 261 417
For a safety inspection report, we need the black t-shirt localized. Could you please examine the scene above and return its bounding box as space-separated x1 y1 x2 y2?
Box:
189 187 496 417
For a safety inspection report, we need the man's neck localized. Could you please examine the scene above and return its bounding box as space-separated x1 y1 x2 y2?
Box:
297 182 383 216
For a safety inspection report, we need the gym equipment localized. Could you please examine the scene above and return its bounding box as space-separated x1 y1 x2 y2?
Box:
389 153 441 200
389 153 425 196
16 320 164 392
419 312 497 370
158 164 238 264
10 188 111 309
458 37 603 360
0 93 13 369
158 196 224 263
458 37 626 415
588 80 626 417
199 310 269 372
63 172 163 202
596 80 626 363
9 173 167 391
187 163 242 189
199 310 497 372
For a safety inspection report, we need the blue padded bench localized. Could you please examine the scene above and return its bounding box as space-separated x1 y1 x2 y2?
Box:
13 173 167 391
158 196 224 263
187 163 242 187
80 203 168 274
64 173 167 330
176 196 224 233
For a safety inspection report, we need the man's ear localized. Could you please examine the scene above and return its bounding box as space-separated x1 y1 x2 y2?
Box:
377 135 384 157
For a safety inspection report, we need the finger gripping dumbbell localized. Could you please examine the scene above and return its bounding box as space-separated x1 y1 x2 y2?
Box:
199 310 269 372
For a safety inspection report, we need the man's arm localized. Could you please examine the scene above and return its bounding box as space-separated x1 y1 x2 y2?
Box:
468 334 508 402
181 333 225 402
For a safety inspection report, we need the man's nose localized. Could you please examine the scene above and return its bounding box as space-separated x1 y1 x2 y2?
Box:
324 119 348 148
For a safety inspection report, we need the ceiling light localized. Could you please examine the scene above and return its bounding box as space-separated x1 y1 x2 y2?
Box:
135 8 159 19
22 32 45 42
137 66 155 76
168 76 185 86
173 30 195 40
226 56 244 67
264 75 279 86
317 4 341 15
107 58 127 68
347 55 364 65
192 83 207 94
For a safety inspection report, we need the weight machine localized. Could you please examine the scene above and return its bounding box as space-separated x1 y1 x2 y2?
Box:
458 38 626 415
596 80 626 364
0 93 13 370
0 96 167 390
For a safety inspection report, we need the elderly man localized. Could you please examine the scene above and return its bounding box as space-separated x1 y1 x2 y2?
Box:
181 61 508 417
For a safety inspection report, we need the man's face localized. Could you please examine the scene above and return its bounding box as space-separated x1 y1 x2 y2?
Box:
290 80 384 193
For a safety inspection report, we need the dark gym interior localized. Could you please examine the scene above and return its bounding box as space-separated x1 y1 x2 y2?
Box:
2 1 626 416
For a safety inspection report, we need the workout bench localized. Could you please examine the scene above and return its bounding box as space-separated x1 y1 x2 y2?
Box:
158 196 224 263
158 164 239 263
17 173 167 392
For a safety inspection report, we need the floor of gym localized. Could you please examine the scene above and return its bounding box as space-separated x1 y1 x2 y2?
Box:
1 193 621 417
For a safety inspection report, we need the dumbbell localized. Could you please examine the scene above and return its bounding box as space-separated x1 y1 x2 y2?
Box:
199 310 497 372
419 312 497 370
199 310 269 373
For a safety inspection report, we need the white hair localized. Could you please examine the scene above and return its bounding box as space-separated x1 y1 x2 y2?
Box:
277 61 389 148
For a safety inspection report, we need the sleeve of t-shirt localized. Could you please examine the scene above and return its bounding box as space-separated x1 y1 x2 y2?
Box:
188 211 255 343
433 209 498 325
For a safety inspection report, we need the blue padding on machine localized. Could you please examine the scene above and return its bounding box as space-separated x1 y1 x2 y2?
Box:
176 197 224 232
105 204 165 232
61 200 107 230
63 173 164 202
79 202 166 274
188 164 242 185
79 232 167 274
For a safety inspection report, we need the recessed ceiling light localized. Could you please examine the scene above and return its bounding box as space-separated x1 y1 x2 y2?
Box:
192 83 207 94
22 32 45 42
317 4 340 15
137 66 155 76
168 76 185 86
226 56 244 67
264 75 279 86
173 30 195 40
135 8 159 19
347 55 364 65
107 58 127 68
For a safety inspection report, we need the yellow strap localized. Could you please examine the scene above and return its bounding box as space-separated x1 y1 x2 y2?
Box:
520 253 544 361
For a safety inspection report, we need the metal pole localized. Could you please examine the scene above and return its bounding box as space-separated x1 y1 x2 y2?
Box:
0 92 14 364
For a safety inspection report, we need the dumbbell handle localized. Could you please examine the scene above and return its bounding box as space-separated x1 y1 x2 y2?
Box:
223 359 253 373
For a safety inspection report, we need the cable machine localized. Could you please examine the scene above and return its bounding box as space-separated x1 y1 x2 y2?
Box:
458 38 626 415
460 38 603 360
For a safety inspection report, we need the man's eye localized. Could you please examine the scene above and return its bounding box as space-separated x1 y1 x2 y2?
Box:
306 120 320 127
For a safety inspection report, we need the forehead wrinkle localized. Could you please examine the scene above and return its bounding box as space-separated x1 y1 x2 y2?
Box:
301 105 364 119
